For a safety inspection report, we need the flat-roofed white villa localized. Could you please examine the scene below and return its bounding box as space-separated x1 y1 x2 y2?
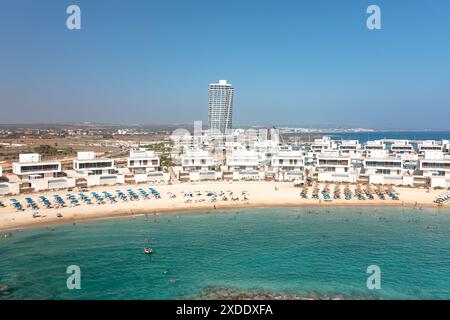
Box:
178 149 221 182
418 140 444 153
316 152 357 183
0 165 20 195
363 150 414 186
170 132 203 151
364 140 386 151
338 140 361 155
311 136 337 155
12 153 75 192
253 139 278 155
270 149 304 181
419 151 450 188
127 148 169 183
225 141 245 152
226 150 264 181
73 152 125 187
390 140 415 154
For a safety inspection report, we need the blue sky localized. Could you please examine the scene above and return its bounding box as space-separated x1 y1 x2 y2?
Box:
0 0 449 129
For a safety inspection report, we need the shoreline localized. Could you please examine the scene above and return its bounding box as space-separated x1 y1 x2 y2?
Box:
1 200 448 233
1 181 449 232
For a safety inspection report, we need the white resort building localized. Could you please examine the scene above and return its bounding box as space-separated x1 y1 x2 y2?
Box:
316 152 357 183
338 140 361 155
419 151 450 188
0 165 20 195
364 140 386 151
311 136 337 155
417 140 444 153
127 148 169 183
73 152 125 187
226 150 264 181
390 140 415 154
178 149 221 182
363 150 414 186
12 153 75 192
270 149 304 181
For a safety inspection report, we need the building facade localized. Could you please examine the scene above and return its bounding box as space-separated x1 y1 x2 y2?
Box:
12 153 75 191
0 165 20 195
127 148 169 183
208 80 234 134
73 152 124 186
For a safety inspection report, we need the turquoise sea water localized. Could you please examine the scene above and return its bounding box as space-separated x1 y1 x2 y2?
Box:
1 207 450 300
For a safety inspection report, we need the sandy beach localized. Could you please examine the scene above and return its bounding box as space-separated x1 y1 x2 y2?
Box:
0 181 449 231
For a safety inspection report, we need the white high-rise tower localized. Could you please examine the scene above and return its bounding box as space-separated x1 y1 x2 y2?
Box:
208 80 234 134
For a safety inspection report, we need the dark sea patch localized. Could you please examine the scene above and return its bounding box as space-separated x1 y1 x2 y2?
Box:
11 231 57 245
193 286 383 300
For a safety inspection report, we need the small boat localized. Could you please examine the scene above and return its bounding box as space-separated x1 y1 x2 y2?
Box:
144 247 153 254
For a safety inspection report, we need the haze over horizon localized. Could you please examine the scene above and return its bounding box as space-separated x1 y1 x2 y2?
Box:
0 0 449 130
0 121 449 132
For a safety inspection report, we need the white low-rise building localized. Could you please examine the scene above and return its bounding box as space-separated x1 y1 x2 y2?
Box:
311 136 337 154
0 165 20 195
316 152 356 183
364 140 385 151
419 152 450 188
181 150 216 171
12 153 75 191
170 132 203 151
73 152 124 186
363 151 413 185
226 150 264 181
338 140 361 155
390 140 414 154
270 150 304 181
418 141 443 153
127 148 169 183
127 148 160 173
227 150 260 171
179 150 221 181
